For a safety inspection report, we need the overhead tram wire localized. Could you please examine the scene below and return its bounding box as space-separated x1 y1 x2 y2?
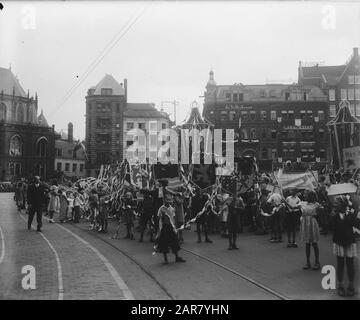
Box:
54 9 138 108
51 3 153 117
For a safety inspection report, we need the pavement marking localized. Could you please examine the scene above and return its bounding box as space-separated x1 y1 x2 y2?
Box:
0 224 5 265
19 213 64 300
55 222 134 300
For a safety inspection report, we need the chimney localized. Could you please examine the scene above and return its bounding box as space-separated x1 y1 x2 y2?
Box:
353 47 358 56
68 122 73 142
124 78 127 102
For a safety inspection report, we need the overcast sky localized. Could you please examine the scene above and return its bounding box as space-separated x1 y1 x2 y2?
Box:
1 1 359 139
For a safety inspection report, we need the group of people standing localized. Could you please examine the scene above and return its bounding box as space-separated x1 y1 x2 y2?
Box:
12 173 360 297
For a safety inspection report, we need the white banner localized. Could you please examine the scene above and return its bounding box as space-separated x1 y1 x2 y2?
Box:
343 146 360 170
276 170 318 190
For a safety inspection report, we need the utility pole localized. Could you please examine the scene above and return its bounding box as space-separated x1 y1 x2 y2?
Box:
161 100 178 124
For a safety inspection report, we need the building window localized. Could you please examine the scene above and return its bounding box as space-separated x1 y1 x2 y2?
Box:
233 93 238 102
356 104 360 117
261 111 267 120
56 148 62 157
271 149 277 160
116 103 120 113
229 111 236 121
261 128 267 139
162 123 167 130
270 110 277 120
73 163 77 172
36 137 47 157
341 88 347 100
57 162 62 171
261 147 268 159
225 93 231 101
239 93 244 101
350 104 355 115
281 110 288 120
9 135 22 156
303 92 308 101
250 128 257 139
318 110 325 121
319 129 325 139
126 140 134 148
17 104 24 122
348 88 355 101
241 111 248 121
348 75 355 84
80 164 84 172
281 131 287 138
271 130 277 139
250 111 256 121
307 110 313 120
0 103 6 121
329 89 335 101
355 75 360 84
300 110 306 120
65 163 70 172
138 122 146 130
101 88 113 95
329 105 336 118
126 122 134 130
288 110 294 120
355 88 360 100
288 130 295 139
241 129 248 140
9 162 21 176
285 92 290 101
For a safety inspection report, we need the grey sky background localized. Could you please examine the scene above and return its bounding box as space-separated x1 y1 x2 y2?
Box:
1 1 359 139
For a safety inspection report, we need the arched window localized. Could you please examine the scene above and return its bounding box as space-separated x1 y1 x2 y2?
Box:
250 128 257 139
0 103 6 121
36 137 47 157
241 129 248 140
17 104 24 123
9 135 22 156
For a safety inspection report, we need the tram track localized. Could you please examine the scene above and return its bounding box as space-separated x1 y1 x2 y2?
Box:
182 247 290 300
67 222 290 300
67 222 175 300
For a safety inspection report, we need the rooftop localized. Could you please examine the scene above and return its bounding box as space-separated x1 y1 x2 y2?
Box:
91 74 125 96
0 67 27 97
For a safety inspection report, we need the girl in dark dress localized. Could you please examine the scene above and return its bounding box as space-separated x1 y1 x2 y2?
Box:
330 195 360 297
155 193 186 264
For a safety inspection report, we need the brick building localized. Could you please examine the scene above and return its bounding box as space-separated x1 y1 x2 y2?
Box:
202 70 329 171
85 74 171 177
298 47 360 119
0 67 57 181
85 74 127 177
55 122 86 178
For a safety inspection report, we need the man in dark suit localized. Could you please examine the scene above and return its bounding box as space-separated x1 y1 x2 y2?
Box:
27 176 46 232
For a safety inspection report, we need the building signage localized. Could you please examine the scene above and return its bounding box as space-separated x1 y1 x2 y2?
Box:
283 125 313 130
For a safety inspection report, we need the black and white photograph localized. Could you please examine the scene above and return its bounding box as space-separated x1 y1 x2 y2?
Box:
0 0 360 304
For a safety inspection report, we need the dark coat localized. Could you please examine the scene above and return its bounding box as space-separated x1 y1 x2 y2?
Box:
27 183 47 208
330 212 360 247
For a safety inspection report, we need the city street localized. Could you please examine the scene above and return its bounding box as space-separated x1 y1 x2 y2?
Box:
0 193 359 300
